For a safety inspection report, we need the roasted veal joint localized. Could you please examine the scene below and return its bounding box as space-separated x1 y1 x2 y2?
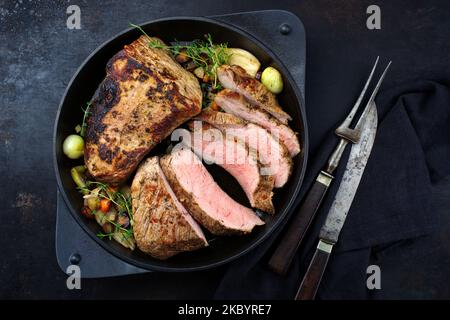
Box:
182 123 275 214
217 65 292 124
215 89 300 157
196 109 293 188
84 35 202 184
160 147 265 235
131 157 207 260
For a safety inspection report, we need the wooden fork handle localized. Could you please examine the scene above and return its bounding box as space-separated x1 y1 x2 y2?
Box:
268 171 333 275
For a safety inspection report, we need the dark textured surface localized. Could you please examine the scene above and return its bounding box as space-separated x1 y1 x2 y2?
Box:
1 0 449 299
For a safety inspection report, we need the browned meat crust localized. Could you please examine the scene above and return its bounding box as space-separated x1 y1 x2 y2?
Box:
194 107 247 127
131 157 207 259
85 35 202 184
217 65 292 124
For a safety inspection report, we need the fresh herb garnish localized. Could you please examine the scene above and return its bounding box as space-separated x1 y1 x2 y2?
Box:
78 180 134 242
79 102 91 137
130 23 230 90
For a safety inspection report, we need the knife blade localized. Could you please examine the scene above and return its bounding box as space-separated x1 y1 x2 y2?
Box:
295 101 378 300
319 102 378 243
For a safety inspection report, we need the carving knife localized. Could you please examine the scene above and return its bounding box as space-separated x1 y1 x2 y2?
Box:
295 101 378 300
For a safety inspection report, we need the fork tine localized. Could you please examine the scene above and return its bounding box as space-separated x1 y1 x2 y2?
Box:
355 61 392 129
367 61 392 105
338 56 379 129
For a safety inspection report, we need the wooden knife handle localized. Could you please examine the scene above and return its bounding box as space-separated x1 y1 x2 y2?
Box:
268 171 333 275
295 240 333 300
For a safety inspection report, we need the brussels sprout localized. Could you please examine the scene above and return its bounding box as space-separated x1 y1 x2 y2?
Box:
63 134 84 159
261 67 283 94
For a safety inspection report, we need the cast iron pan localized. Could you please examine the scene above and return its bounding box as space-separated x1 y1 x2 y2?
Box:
54 16 308 272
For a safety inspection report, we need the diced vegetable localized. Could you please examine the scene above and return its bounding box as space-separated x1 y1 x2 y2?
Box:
102 222 113 234
117 214 130 228
63 134 85 159
100 199 111 213
106 209 117 222
183 61 196 71
84 187 101 210
94 210 107 226
194 66 205 79
119 185 131 199
71 166 88 193
202 74 211 83
175 49 190 63
261 67 283 94
210 101 220 111
112 231 136 250
226 48 261 77
80 206 94 219
86 197 99 211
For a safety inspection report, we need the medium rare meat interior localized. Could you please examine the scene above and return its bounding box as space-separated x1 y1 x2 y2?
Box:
215 89 300 157
182 123 275 214
195 108 293 188
160 147 265 235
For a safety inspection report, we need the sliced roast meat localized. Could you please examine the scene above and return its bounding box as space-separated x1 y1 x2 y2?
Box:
217 65 292 124
195 107 246 128
182 123 275 214
131 157 207 259
215 89 300 157
196 109 293 188
160 147 265 235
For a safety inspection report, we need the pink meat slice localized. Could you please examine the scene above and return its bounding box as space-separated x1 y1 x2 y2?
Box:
182 123 275 214
195 109 293 188
215 89 301 157
131 157 207 259
160 147 265 235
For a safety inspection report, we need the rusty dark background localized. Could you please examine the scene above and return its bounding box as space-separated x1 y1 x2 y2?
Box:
1 0 449 299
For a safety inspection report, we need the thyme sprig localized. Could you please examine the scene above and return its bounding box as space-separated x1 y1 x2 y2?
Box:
129 23 230 90
77 180 134 241
79 102 91 137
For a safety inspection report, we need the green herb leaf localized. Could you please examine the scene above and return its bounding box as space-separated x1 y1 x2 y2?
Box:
130 23 230 90
80 102 91 137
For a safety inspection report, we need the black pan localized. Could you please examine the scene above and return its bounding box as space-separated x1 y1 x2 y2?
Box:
54 16 308 272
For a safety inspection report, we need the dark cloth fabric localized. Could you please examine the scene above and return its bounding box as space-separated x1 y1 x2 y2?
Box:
215 80 450 299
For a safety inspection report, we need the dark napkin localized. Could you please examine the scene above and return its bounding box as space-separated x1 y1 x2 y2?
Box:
215 80 450 299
